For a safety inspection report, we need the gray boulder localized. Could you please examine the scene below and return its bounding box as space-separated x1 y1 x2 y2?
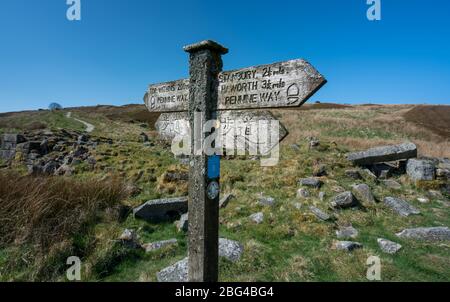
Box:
382 179 402 190
336 226 359 239
157 257 188 282
377 238 402 254
143 239 177 252
407 159 435 181
309 206 331 221
347 143 417 166
436 168 450 179
133 197 188 222
330 191 358 209
299 178 323 189
119 229 141 249
258 196 276 207
297 188 310 199
352 184 376 204
361 169 378 181
396 227 450 242
383 197 420 217
43 161 60 175
219 238 244 262
345 169 362 180
335 241 363 252
319 191 326 201
219 193 235 209
176 213 188 232
249 212 264 224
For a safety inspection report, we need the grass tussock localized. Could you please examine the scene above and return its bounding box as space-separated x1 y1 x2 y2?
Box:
0 171 129 251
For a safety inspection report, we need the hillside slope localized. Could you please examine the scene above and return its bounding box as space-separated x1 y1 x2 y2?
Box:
0 103 449 282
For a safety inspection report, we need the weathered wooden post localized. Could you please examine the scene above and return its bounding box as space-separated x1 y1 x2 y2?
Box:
183 40 228 282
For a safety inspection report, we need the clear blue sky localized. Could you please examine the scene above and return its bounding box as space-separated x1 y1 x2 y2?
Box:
1 0 449 112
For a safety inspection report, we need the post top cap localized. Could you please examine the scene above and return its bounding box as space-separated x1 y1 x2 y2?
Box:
183 40 228 54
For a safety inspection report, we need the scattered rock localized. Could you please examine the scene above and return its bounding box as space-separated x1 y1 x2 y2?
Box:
377 238 402 254
345 169 362 180
319 191 326 201
297 188 310 199
249 212 264 224
43 161 60 175
258 196 276 207
308 137 320 149
119 229 141 249
176 213 188 232
361 168 377 181
219 193 235 209
309 206 331 221
157 257 188 282
313 164 327 177
142 239 177 252
371 163 395 179
330 191 358 209
346 143 417 166
436 168 450 179
352 183 376 204
407 159 436 181
382 179 402 190
77 134 88 144
54 164 74 176
417 197 430 204
133 197 188 222
299 178 323 189
396 227 450 242
73 146 88 158
219 238 244 262
383 197 420 217
336 226 359 239
334 241 363 252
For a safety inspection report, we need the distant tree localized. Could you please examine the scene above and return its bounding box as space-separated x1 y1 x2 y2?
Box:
49 103 63 111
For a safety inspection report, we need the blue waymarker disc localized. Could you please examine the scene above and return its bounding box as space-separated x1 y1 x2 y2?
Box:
207 155 220 179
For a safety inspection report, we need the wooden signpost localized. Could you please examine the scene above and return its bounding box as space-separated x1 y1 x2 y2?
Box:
144 40 326 282
144 59 325 112
155 110 289 155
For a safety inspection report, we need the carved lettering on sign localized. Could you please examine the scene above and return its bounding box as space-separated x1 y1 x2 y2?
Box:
144 59 326 112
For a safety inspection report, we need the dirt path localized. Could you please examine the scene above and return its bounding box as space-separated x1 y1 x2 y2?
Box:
66 112 95 133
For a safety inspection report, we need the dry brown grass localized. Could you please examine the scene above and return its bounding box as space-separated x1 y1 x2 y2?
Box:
0 171 129 251
276 104 450 158
404 105 450 139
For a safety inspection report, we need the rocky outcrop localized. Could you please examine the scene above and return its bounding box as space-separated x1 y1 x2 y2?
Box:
396 227 450 242
330 191 358 209
347 143 417 166
143 239 177 252
299 178 323 189
352 184 376 204
383 197 420 217
406 159 436 181
157 257 188 282
133 197 188 222
377 238 402 254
